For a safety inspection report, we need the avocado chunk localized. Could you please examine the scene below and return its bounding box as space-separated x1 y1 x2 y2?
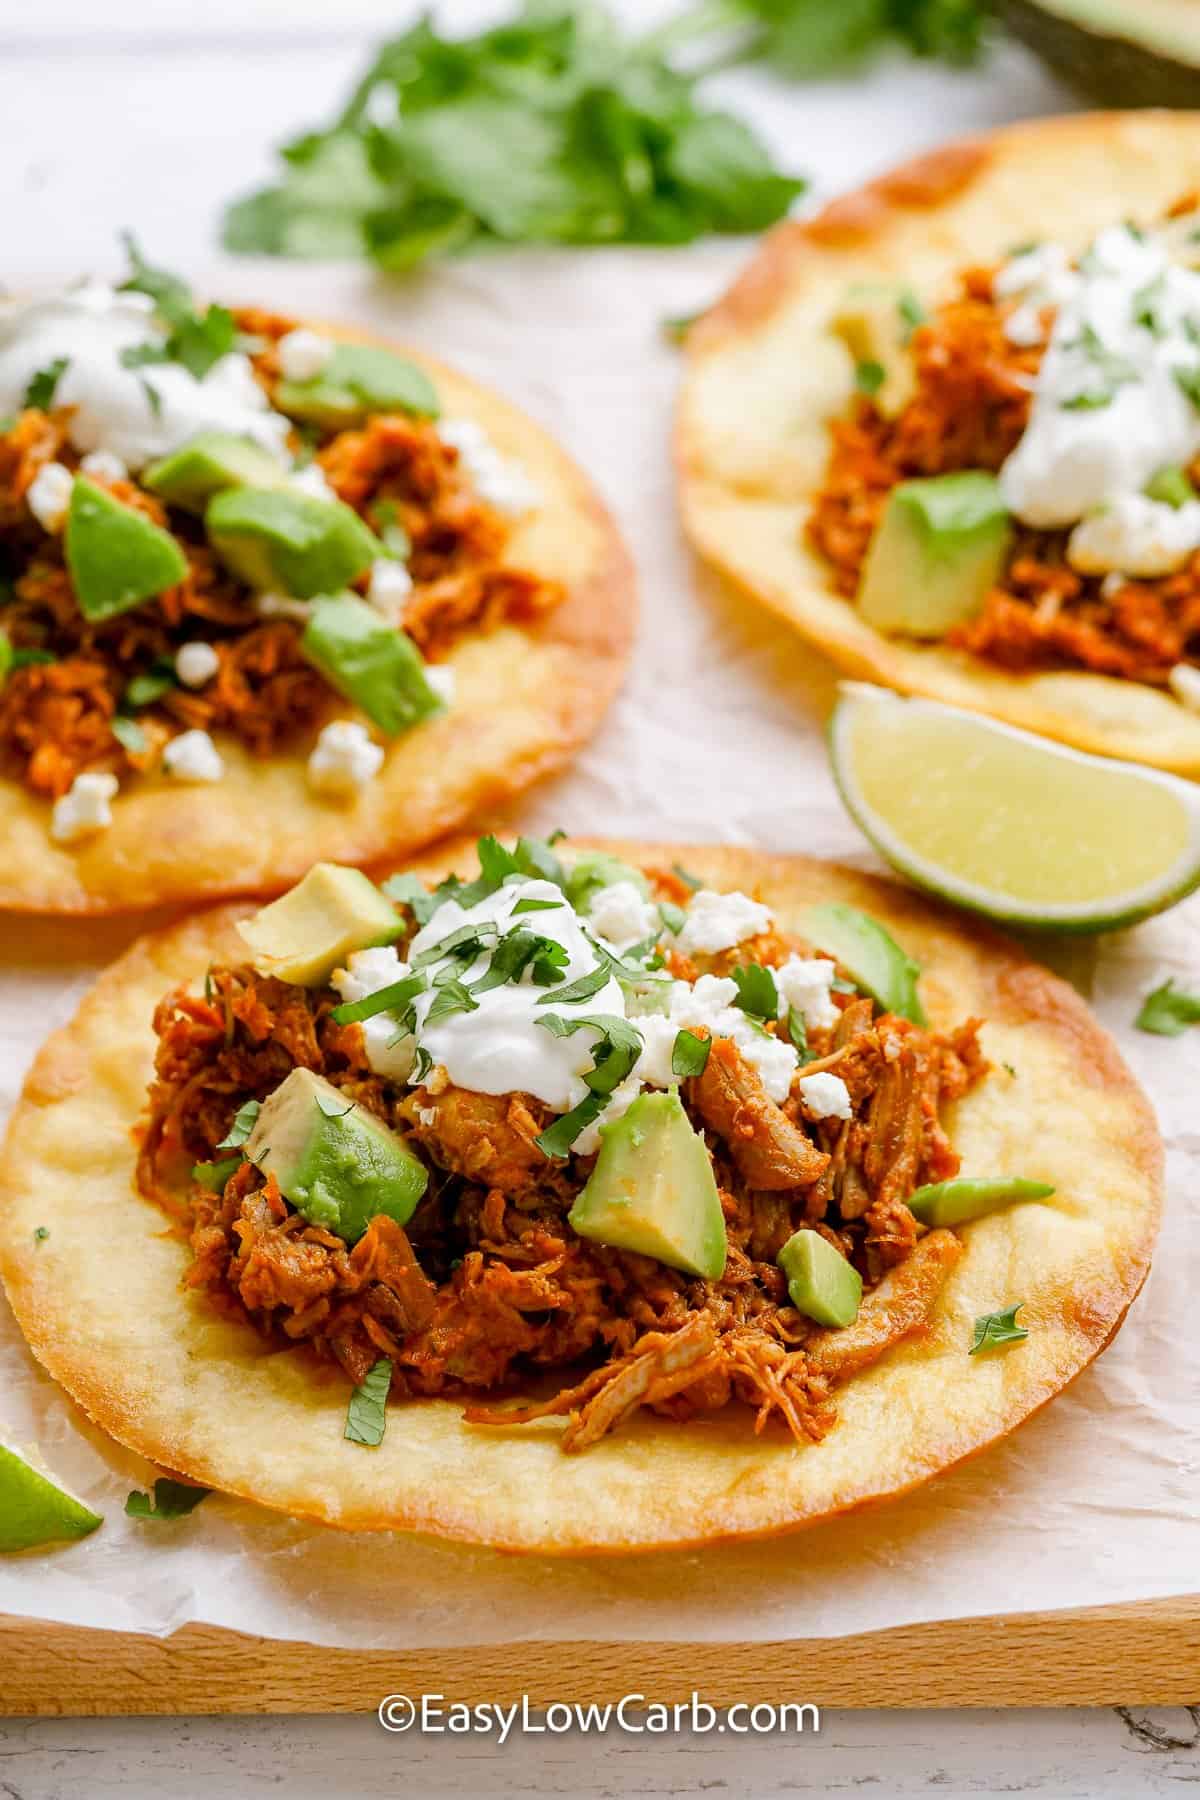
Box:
1000 0 1200 109
275 344 440 429
858 472 1011 639
236 862 402 986
65 477 188 621
302 593 441 738
778 1228 862 1328
832 282 922 420
568 1089 726 1280
205 487 379 597
143 432 289 511
908 1175 1055 1228
243 1068 428 1243
804 902 926 1025
565 850 651 912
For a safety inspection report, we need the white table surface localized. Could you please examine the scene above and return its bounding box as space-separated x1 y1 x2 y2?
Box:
2 1 1198 1794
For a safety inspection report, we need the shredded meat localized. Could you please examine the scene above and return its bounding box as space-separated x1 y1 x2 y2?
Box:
137 919 988 1450
0 311 564 799
808 259 1200 686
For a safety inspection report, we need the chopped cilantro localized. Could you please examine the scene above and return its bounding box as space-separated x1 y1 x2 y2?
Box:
662 309 704 344
855 358 886 397
512 896 563 915
536 958 611 1007
424 976 479 1026
534 1013 642 1157
124 664 177 708
33 1226 49 1244
331 972 427 1025
786 1006 809 1060
216 1097 261 1150
381 871 438 925
1136 978 1200 1036
191 1155 242 1192
671 861 702 891
11 648 55 669
1174 365 1200 411
658 900 686 935
119 234 237 382
369 499 411 560
23 357 70 411
969 1303 1029 1356
345 1356 392 1446
125 1479 210 1520
671 1027 711 1078
730 962 779 1020
897 288 926 343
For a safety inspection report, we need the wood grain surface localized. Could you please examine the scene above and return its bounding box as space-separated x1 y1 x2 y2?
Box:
3 1598 1197 1715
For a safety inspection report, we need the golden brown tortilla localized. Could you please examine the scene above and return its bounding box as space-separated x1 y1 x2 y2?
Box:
0 840 1161 1553
0 327 635 914
676 111 1200 774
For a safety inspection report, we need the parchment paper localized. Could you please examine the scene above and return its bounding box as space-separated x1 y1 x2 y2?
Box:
0 40 1197 1648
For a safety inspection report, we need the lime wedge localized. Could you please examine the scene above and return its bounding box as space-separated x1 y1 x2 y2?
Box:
0 1441 103 1552
829 685 1200 932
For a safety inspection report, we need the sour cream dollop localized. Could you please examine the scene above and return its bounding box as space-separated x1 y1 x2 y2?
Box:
0 282 290 471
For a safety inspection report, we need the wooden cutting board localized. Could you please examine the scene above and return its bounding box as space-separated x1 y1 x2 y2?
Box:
3 1598 1197 1713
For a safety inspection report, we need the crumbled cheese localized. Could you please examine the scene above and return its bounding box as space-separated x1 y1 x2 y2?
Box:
174 640 220 689
163 728 224 783
255 592 313 623
26 461 73 533
289 461 335 501
438 415 539 518
797 1071 853 1121
1168 662 1200 713
1067 494 1200 577
306 719 384 796
366 558 413 623
676 888 772 956
992 242 1075 306
78 448 127 483
587 880 660 953
424 663 456 708
634 972 798 1103
331 945 416 1082
1100 571 1127 600
774 956 839 1032
276 328 333 383
1002 303 1046 348
50 770 118 844
574 1074 642 1157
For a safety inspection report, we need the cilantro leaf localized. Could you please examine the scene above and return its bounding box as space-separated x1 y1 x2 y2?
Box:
191 1155 242 1192
1136 978 1200 1037
425 976 480 1026
534 1012 643 1156
716 0 985 75
969 1303 1029 1356
381 871 438 925
331 972 427 1025
345 1356 392 1446
731 962 779 1020
220 6 804 274
671 1027 711 1078
125 1478 210 1520
786 1005 809 1060
855 358 886 397
119 234 237 381
512 896 564 915
671 861 702 891
659 900 686 935
110 715 147 756
216 1097 261 1150
23 357 70 411
124 664 177 709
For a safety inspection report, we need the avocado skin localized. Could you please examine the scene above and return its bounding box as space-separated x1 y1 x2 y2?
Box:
1000 0 1200 106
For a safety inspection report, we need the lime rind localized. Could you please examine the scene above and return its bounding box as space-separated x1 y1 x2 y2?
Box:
829 684 1200 933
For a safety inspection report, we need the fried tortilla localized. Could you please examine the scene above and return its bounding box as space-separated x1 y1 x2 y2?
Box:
0 322 633 913
676 111 1200 772
0 842 1160 1553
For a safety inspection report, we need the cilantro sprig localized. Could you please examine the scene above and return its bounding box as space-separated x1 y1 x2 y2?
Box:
119 235 237 382
969 1303 1029 1356
1136 978 1200 1037
125 1478 210 1520
534 1013 643 1157
221 4 806 272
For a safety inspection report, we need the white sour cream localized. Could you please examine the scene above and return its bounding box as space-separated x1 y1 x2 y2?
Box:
1000 224 1200 529
408 878 627 1112
0 282 290 471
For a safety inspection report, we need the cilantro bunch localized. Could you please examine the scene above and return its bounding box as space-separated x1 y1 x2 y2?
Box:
223 2 813 269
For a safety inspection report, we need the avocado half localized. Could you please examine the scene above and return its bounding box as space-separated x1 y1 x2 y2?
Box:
1000 0 1200 106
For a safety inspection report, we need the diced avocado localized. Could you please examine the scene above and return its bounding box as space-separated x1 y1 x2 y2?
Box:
908 1176 1055 1228
778 1228 862 1328
275 345 440 429
205 487 379 598
858 472 1011 639
804 902 926 1025
565 851 651 912
243 1068 427 1243
302 593 441 738
568 1089 726 1280
143 432 289 511
1145 464 1197 509
65 477 188 622
832 282 922 420
236 862 402 986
